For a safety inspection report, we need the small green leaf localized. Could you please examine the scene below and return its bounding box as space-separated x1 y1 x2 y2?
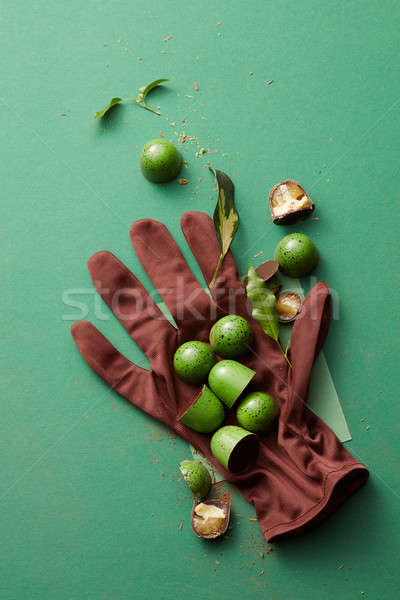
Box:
140 78 169 100
209 167 240 288
93 97 123 120
246 264 279 341
92 79 169 121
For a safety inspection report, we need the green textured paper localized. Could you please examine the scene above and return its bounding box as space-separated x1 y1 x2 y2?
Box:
277 275 352 442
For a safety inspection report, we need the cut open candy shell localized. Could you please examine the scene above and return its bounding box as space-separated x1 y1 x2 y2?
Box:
276 291 303 323
208 360 256 408
210 425 259 473
179 385 225 433
269 180 315 225
191 497 231 539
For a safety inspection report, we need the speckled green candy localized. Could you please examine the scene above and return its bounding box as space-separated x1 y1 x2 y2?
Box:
209 315 253 358
236 391 279 433
173 341 216 384
139 138 182 183
210 425 259 473
274 233 319 278
208 360 256 408
179 385 225 433
179 460 211 498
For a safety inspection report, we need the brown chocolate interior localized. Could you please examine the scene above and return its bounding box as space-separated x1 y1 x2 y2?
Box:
228 434 259 473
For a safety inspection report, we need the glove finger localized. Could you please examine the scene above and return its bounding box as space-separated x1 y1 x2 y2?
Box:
180 211 247 315
286 281 331 423
71 320 147 398
71 321 170 422
88 251 175 369
130 219 214 328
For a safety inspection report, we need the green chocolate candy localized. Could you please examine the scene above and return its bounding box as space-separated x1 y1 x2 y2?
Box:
209 315 252 358
208 360 255 408
179 460 212 498
140 138 182 183
173 341 216 384
179 385 225 433
274 233 319 278
236 391 279 433
210 425 259 473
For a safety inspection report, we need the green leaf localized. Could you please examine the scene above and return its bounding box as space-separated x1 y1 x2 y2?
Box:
139 78 169 101
209 167 240 288
246 264 279 341
93 97 123 120
92 79 169 121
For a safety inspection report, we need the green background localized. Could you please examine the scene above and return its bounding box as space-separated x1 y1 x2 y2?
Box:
1 1 399 598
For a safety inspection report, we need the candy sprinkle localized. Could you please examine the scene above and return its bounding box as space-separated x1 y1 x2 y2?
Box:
159 131 164 137
178 178 190 185
194 81 199 91
266 80 274 85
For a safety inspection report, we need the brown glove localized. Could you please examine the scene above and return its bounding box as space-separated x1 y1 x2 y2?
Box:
71 211 368 542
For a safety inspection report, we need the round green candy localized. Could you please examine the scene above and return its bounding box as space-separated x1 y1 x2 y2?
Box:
209 315 252 358
173 341 216 384
236 392 279 433
179 460 211 498
274 233 319 278
139 138 182 183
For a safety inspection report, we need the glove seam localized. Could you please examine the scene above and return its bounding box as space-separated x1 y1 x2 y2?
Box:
263 461 362 535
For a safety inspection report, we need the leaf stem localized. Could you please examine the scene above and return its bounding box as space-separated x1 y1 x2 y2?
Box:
276 339 292 368
140 103 161 115
209 253 224 289
125 98 160 115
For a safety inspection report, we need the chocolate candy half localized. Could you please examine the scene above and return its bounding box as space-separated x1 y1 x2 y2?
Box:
191 497 231 539
269 180 315 225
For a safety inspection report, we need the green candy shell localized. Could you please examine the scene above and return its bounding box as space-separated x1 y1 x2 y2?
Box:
210 425 259 473
236 391 279 433
173 341 216 384
208 360 255 408
179 460 212 498
274 233 319 278
139 138 183 183
209 315 252 358
179 385 225 434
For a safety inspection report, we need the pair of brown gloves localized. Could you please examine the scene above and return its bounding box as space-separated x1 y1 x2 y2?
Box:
71 212 368 542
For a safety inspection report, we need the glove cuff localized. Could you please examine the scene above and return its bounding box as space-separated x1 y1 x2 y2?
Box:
263 460 368 542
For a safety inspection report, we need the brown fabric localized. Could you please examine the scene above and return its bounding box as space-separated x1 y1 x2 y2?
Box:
71 211 368 542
